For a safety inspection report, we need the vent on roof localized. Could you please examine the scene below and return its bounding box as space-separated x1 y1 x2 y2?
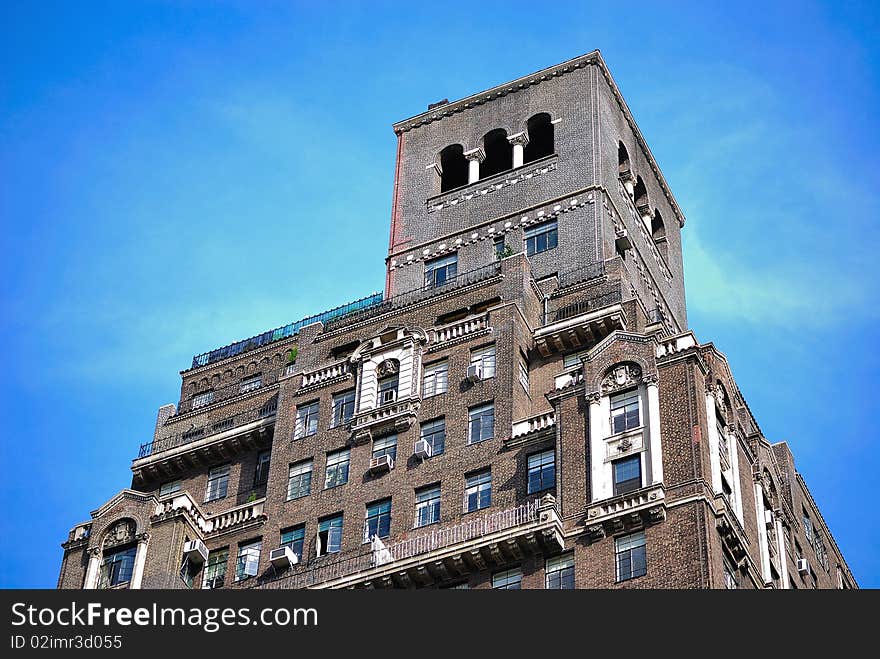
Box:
428 99 449 110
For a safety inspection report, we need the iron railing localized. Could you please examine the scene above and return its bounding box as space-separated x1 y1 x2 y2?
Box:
546 287 623 324
556 261 606 289
137 396 278 459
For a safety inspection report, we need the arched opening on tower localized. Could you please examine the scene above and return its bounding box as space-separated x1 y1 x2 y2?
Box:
618 141 632 178
439 144 468 192
524 113 554 163
652 208 668 260
633 176 649 210
480 129 512 179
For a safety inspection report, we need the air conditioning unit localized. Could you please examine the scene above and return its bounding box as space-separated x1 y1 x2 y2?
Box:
797 558 810 574
414 439 433 460
764 510 774 526
369 454 394 473
466 364 483 382
379 389 397 405
269 546 299 570
183 539 208 565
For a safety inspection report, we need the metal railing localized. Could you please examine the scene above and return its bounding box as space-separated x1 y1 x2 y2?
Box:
324 262 502 331
546 287 623 324
190 292 383 369
556 261 606 289
137 396 278 459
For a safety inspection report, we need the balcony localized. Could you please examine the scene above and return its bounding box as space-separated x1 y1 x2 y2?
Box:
258 495 563 590
507 411 556 447
299 360 351 391
349 396 421 445
584 484 666 539
427 313 491 348
152 492 267 538
535 289 626 356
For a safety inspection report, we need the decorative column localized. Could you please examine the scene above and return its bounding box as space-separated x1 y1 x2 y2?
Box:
508 132 529 168
463 147 485 184
704 389 723 495
644 375 664 485
775 515 790 589
728 431 743 523
588 392 611 502
130 533 150 590
754 483 772 585
83 548 102 590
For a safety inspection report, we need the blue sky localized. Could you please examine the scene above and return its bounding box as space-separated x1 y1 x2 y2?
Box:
1 1 877 587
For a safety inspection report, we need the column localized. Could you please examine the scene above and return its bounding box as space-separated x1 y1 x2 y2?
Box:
728 432 743 523
463 147 485 184
775 516 790 589
644 376 664 485
588 393 611 502
130 533 150 590
508 132 529 168
754 484 772 584
83 548 102 590
704 391 722 494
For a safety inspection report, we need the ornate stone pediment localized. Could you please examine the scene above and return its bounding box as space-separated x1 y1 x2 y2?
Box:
600 363 642 394
377 359 400 378
103 519 136 549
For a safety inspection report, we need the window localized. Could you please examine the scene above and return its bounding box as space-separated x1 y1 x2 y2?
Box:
424 253 457 289
287 459 313 500
294 401 319 439
180 555 198 588
615 531 647 582
364 499 392 541
523 113 554 163
723 558 738 589
494 236 511 259
802 512 814 544
205 465 230 502
613 455 642 496
415 485 441 527
528 449 556 494
377 374 399 405
332 390 356 427
253 450 271 486
439 144 468 192
202 548 228 589
519 360 530 392
524 220 558 256
545 553 574 589
492 567 522 590
610 389 641 434
468 402 495 444
280 525 306 561
481 129 513 178
325 449 350 489
422 361 449 397
717 420 729 459
159 480 181 497
235 540 261 581
420 418 446 456
239 374 262 394
464 469 491 512
98 545 137 588
192 391 214 409
372 434 397 461
563 351 588 370
317 514 343 556
470 345 496 378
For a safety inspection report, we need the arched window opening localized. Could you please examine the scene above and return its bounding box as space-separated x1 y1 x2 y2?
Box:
480 129 512 179
633 176 649 212
524 113 554 163
439 144 468 192
652 209 668 259
618 142 632 177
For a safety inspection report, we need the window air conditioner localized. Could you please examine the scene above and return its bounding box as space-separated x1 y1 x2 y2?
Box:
797 558 809 574
380 389 397 405
369 454 394 473
466 364 483 382
269 546 299 570
183 539 208 565
414 439 433 460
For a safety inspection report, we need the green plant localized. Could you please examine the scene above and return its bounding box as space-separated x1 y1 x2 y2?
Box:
497 243 514 259
286 346 298 364
246 491 257 503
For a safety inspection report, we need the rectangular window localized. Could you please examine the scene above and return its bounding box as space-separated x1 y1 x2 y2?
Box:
332 390 356 427
723 558 738 589
235 540 261 581
253 450 271 486
616 531 647 582
524 220 558 256
464 469 491 512
98 545 137 588
205 465 230 502
325 448 350 489
294 401 320 439
494 235 507 259
610 389 641 434
422 360 449 397
415 484 441 527
613 454 642 496
424 253 457 289
287 459 313 500
468 402 495 444
803 512 814 544
717 420 729 461
519 360 530 392
545 553 575 589
317 514 343 556
492 567 522 590
364 498 392 541
420 418 446 456
372 434 397 460
159 480 181 497
528 449 556 494
239 374 262 394
202 548 228 589
470 345 496 378
280 525 306 561
192 391 214 409
377 375 399 405
563 351 588 370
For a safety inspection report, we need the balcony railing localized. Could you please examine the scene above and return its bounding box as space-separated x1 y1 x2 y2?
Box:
545 286 623 325
324 262 502 331
300 360 350 389
429 313 489 344
153 493 266 536
555 261 607 289
137 396 278 459
511 410 556 438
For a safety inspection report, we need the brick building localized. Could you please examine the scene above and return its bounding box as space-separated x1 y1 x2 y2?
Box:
57 51 856 590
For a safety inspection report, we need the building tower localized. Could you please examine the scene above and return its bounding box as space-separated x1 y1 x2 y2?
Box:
58 52 856 590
